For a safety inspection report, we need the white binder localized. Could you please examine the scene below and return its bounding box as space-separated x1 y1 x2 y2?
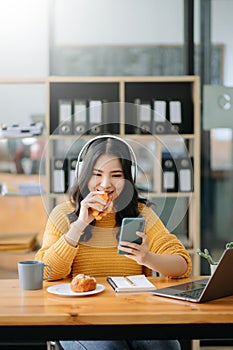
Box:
58 99 72 135
89 100 102 134
52 158 66 193
73 99 87 134
136 99 152 134
153 100 167 133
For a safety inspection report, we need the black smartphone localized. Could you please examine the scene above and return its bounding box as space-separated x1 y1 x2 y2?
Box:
118 217 146 255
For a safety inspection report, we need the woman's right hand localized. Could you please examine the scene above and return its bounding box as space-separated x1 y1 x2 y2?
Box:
79 191 109 223
65 191 109 246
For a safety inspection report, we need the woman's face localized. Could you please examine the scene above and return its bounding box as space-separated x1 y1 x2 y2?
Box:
88 154 125 200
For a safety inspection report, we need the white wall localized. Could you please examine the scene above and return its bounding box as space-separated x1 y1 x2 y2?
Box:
0 0 184 81
0 0 184 124
0 0 49 124
0 0 49 78
0 0 232 83
54 0 184 45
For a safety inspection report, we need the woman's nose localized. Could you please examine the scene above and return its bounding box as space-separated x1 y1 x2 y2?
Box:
100 175 111 188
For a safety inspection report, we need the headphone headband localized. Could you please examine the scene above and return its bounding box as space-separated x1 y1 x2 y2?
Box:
75 135 137 182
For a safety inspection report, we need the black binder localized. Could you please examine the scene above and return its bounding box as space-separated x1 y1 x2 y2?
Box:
125 102 140 134
102 100 120 134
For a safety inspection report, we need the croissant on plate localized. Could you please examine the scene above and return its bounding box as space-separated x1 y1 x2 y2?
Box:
70 274 97 292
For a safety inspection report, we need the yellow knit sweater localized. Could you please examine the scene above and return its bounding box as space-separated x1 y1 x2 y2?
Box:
35 201 192 280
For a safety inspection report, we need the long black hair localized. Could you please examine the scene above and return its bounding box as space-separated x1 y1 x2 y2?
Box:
68 136 147 241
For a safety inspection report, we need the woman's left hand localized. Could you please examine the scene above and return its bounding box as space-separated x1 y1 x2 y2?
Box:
118 232 149 265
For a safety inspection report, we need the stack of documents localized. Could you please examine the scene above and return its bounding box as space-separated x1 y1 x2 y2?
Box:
0 122 44 138
1 181 43 196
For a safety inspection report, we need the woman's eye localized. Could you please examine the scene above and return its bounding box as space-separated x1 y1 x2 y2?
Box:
93 173 101 177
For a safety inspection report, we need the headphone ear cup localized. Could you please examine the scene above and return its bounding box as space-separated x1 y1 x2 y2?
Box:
75 161 83 178
131 165 136 182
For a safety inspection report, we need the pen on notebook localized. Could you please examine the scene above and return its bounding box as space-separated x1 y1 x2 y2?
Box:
124 276 135 286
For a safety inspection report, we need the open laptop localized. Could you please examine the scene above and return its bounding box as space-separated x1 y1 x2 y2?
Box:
152 248 233 303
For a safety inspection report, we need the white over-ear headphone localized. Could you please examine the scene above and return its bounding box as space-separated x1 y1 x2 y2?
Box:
75 135 137 183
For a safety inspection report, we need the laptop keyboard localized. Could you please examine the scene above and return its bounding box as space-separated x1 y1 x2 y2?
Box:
176 288 204 299
170 278 209 292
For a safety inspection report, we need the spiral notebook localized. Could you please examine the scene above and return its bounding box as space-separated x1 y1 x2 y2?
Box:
107 274 156 293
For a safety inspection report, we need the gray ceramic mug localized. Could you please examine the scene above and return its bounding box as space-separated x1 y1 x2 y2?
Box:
18 260 52 290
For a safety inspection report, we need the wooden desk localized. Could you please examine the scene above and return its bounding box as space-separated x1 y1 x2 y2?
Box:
0 277 233 345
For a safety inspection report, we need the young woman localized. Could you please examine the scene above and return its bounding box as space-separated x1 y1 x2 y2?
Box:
36 135 192 350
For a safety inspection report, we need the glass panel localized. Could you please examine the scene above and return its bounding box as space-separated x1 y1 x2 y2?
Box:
206 127 233 259
201 0 233 273
210 128 233 171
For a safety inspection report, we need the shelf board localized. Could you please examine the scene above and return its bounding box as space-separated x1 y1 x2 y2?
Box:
48 192 194 199
140 192 194 198
47 133 195 141
0 134 46 141
47 75 199 83
0 78 46 84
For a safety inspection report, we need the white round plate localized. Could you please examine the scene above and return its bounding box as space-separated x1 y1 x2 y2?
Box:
47 283 105 297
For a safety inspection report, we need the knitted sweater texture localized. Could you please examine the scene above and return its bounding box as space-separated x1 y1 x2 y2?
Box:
35 201 192 280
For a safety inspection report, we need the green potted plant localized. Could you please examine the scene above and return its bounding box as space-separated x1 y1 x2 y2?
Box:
196 242 233 275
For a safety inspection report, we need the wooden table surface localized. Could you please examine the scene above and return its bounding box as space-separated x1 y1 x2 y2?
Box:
1 276 233 343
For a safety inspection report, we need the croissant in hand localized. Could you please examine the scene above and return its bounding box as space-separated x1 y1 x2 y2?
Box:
91 192 113 220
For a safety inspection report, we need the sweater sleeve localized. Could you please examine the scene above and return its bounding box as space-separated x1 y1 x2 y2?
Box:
35 202 78 281
141 204 192 278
